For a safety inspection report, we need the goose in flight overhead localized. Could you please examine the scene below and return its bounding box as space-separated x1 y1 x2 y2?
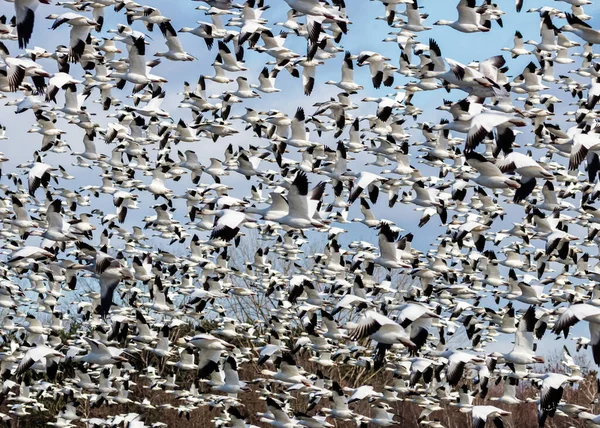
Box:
434 0 490 33
277 171 326 229
553 303 600 364
350 309 416 368
75 242 133 316
14 0 51 49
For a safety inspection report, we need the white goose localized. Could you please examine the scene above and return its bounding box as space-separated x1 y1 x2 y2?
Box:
14 0 50 48
465 151 520 189
350 309 416 368
434 0 490 33
74 337 128 365
277 171 326 229
553 303 600 364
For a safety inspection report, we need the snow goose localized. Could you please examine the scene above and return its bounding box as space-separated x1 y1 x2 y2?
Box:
178 19 219 50
325 51 363 93
245 191 288 221
144 166 173 200
228 76 260 99
439 350 485 386
252 67 280 94
216 41 247 72
557 0 592 5
434 0 489 33
465 111 526 151
490 376 521 404
212 356 249 395
46 13 98 63
362 97 402 123
277 171 326 229
512 61 550 93
14 0 50 48
424 57 506 98
75 243 133 316
536 180 573 211
405 181 449 222
402 0 431 32
529 372 575 427
561 13 600 44
472 406 510 428
523 15 560 51
74 337 127 365
0 42 50 92
14 345 63 378
320 381 354 421
261 352 311 386
348 171 385 205
465 151 520 189
503 274 549 304
259 396 300 427
352 198 380 228
41 199 77 242
28 162 56 196
350 309 415 368
9 195 36 238
496 151 553 202
110 35 150 92
127 88 169 118
568 132 600 170
553 303 600 364
451 214 491 251
204 62 233 85
344 385 383 404
209 209 250 242
284 0 348 54
45 71 81 104
529 209 578 256
394 302 439 350
235 3 270 47
7 245 54 266
492 306 545 375
127 6 170 32
373 222 412 269
365 403 397 426
358 50 391 89
155 21 194 61
177 149 203 183
256 31 299 62
292 56 322 96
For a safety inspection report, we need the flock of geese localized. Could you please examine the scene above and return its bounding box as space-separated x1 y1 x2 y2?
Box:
2 0 600 427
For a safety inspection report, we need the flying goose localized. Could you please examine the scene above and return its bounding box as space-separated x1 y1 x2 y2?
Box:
433 0 490 33
277 171 326 229
553 303 600 364
350 309 416 368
